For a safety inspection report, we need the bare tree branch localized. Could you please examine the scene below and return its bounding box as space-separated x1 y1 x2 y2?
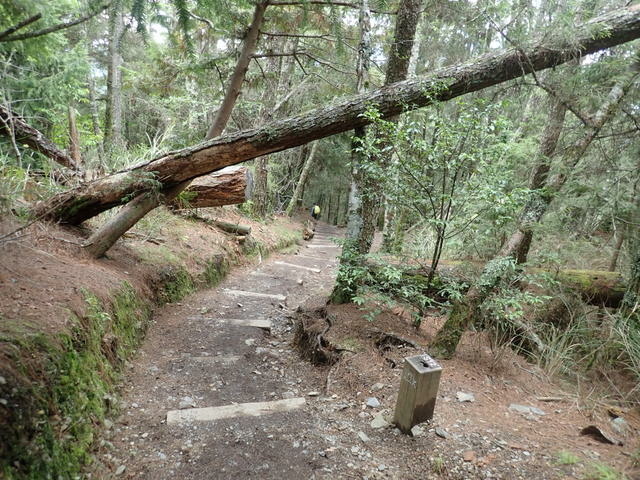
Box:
269 0 395 14
0 14 42 41
0 4 110 43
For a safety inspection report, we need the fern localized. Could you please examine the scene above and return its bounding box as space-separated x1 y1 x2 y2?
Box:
172 0 194 54
131 0 147 35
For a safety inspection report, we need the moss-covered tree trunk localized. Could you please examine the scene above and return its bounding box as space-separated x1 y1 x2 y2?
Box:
104 0 124 154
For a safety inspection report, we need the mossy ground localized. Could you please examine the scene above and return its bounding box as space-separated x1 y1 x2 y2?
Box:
0 284 149 479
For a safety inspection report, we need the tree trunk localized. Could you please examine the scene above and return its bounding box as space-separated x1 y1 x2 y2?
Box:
608 229 625 272
343 0 372 256
83 168 250 257
286 141 319 215
252 156 270 216
67 106 82 168
104 0 124 153
379 0 423 252
431 54 640 358
0 105 80 171
207 220 251 235
206 1 269 140
170 166 252 209
86 68 105 165
33 6 640 226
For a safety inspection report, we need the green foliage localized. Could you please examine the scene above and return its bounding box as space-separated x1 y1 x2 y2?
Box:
582 462 628 480
555 450 581 466
333 241 456 326
331 239 371 304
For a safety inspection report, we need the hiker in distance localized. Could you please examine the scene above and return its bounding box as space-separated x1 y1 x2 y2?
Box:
311 204 321 221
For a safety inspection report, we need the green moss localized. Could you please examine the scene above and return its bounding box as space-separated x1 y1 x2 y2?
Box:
159 265 195 303
201 255 229 287
0 283 151 480
336 337 363 352
137 244 181 265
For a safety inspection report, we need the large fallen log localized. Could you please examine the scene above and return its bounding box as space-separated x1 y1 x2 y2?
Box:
169 166 252 209
368 259 628 308
33 5 640 226
81 167 250 257
0 104 80 171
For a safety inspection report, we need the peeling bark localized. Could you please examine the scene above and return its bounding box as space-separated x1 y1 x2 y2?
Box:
170 167 252 209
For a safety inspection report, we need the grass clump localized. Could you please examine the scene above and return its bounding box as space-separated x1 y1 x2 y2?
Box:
555 450 581 466
582 462 628 480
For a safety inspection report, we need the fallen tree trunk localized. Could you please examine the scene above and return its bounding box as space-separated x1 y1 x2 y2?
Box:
366 259 627 308
169 166 252 209
209 220 251 235
82 167 250 257
0 104 80 171
33 5 640 226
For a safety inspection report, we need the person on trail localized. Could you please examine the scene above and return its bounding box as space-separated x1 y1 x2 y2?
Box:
311 204 321 220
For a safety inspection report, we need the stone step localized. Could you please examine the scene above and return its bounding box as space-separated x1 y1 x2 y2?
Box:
190 354 242 364
223 289 286 301
274 261 321 273
166 397 306 425
214 318 271 330
249 271 278 278
187 317 271 330
306 244 339 249
293 254 324 260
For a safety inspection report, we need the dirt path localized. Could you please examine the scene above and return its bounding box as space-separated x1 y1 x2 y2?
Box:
98 224 353 479
96 223 638 480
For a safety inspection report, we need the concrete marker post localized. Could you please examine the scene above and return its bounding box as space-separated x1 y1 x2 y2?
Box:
393 354 442 434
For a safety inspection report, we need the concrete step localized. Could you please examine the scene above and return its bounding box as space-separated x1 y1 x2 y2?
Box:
223 289 286 301
274 261 321 273
166 397 306 425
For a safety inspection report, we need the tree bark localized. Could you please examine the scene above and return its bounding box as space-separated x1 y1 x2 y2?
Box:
344 0 372 255
206 1 269 139
104 0 124 153
169 166 252 209
0 104 80 171
83 168 250 257
431 54 640 358
608 229 624 272
67 106 82 168
207 220 252 235
34 5 640 227
286 141 319 215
